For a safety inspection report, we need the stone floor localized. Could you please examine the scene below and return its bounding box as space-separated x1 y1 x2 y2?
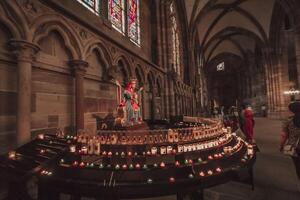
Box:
1 118 300 200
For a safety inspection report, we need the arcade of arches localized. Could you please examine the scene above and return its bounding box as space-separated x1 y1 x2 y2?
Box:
1 0 300 152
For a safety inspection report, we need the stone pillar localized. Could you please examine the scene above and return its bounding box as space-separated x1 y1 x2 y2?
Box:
262 48 275 114
101 0 109 19
9 40 40 146
168 80 175 117
69 60 88 133
294 25 300 88
262 45 290 118
164 77 169 118
167 71 176 117
152 86 157 120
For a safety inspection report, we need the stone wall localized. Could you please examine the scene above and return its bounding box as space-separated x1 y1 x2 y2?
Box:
0 0 196 153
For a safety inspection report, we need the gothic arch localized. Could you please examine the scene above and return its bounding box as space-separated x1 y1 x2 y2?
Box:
190 0 246 45
156 76 163 90
146 71 155 87
269 0 300 53
134 65 145 84
114 55 132 78
200 6 268 48
206 37 246 63
275 0 300 27
31 14 82 59
0 1 28 39
84 41 112 80
0 22 14 47
84 40 112 65
203 26 265 65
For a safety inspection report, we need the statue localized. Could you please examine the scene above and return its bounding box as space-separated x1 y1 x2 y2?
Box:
116 78 143 126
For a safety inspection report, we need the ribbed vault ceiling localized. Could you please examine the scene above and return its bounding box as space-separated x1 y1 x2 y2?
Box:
185 0 276 65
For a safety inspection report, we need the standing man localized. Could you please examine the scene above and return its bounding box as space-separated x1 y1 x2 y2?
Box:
243 104 255 143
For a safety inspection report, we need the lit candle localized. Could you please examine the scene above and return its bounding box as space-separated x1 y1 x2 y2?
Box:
169 177 175 182
199 171 205 177
147 178 153 184
69 145 76 153
37 134 44 140
135 163 141 169
79 162 85 167
81 146 88 154
73 161 78 167
8 151 16 160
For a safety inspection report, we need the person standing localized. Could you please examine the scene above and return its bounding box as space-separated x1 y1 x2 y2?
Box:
243 104 255 143
261 105 267 117
220 106 225 120
280 101 300 179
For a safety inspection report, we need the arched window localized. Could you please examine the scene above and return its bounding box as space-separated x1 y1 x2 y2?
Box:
170 2 180 75
77 0 101 15
127 0 140 45
77 0 141 46
109 0 125 34
108 0 140 46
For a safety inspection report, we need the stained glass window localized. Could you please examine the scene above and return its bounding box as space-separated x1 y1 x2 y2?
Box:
127 0 140 45
109 0 125 34
77 0 100 15
78 0 141 46
170 2 180 75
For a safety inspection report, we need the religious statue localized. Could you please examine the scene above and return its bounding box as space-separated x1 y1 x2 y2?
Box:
116 78 143 126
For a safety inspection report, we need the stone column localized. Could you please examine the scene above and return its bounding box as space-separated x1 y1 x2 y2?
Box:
168 79 175 117
262 48 275 114
9 40 40 146
101 0 109 19
294 25 300 88
152 86 157 120
69 60 88 133
163 77 169 118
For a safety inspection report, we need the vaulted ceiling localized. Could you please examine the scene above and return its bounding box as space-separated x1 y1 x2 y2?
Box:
185 0 277 66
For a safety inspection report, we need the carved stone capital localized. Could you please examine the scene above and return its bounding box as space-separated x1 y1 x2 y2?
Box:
69 60 89 74
9 39 40 62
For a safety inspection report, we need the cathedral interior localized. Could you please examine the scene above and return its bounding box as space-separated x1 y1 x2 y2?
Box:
0 0 300 200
